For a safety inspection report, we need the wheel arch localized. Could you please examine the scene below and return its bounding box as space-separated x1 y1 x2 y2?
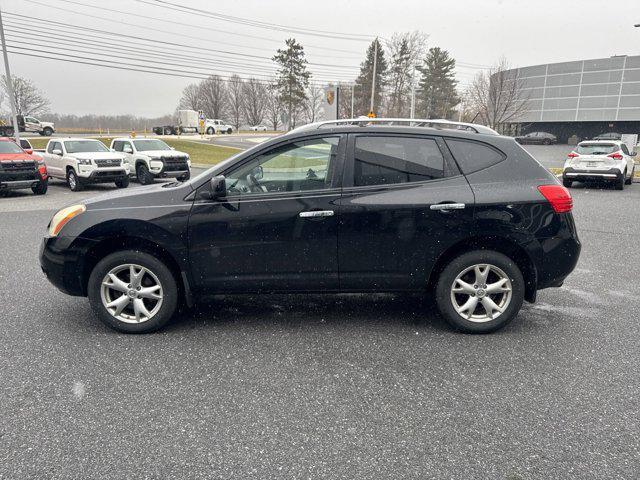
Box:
426 235 538 303
80 234 193 306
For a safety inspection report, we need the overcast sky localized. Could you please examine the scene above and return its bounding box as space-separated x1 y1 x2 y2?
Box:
2 0 639 117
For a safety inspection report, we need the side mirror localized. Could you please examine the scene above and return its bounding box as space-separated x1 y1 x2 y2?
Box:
209 175 226 200
123 146 133 154
52 149 62 156
631 151 637 157
25 148 33 154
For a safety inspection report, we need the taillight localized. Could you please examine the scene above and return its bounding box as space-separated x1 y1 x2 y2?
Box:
607 152 623 161
567 152 579 159
538 185 573 213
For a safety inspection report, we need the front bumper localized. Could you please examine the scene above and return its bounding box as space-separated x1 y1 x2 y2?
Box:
0 179 40 190
563 167 622 182
39 235 97 296
78 168 128 184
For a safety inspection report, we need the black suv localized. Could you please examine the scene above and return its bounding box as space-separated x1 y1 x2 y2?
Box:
40 121 580 334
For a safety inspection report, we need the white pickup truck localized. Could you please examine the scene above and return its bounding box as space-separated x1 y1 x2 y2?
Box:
110 137 191 184
205 119 233 135
40 138 130 191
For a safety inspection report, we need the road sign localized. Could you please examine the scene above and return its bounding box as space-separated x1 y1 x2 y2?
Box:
367 111 376 118
198 110 205 120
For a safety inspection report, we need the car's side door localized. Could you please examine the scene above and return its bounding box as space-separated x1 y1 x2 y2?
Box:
188 135 345 294
45 141 64 178
23 117 39 133
336 133 475 291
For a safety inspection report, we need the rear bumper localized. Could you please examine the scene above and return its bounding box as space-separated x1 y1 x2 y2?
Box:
563 167 622 181
537 213 581 290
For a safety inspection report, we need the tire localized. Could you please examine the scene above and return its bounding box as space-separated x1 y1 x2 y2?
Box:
625 167 634 185
562 178 573 188
543 139 551 145
206 127 214 135
615 172 625 190
42 127 53 136
136 163 155 185
31 179 48 195
226 128 233 134
67 169 82 191
87 250 178 333
435 250 525 334
115 176 130 188
179 171 191 181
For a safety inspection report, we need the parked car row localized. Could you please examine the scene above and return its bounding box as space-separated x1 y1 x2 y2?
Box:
0 136 192 194
515 131 626 144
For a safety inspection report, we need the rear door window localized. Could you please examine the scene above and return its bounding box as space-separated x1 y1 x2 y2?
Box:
445 138 506 174
352 136 445 187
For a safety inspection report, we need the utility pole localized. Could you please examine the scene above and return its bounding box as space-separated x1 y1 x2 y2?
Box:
0 5 20 142
351 84 355 118
369 37 378 114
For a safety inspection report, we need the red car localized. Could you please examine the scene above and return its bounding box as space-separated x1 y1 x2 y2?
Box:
0 137 48 195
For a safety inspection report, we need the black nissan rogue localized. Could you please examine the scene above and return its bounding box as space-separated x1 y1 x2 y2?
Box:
40 120 580 334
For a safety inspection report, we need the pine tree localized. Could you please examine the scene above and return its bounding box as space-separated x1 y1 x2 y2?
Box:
416 47 460 119
354 38 387 116
272 38 310 129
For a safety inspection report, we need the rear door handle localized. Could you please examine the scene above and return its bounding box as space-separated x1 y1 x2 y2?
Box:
299 210 335 218
430 203 465 211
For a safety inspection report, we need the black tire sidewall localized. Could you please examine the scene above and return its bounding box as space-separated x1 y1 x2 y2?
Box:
137 164 153 185
115 176 130 188
87 250 178 333
435 250 525 333
31 179 48 195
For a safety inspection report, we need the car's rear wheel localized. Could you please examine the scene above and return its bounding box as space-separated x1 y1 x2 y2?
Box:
31 179 48 195
179 171 190 181
67 169 82 191
625 167 634 185
206 127 214 135
227 128 232 134
88 250 178 333
615 171 625 190
137 164 155 185
562 178 573 188
435 250 525 333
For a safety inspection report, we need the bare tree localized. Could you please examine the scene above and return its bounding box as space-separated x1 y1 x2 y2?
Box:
302 83 323 123
265 82 284 131
227 74 244 130
198 75 228 119
177 83 201 111
242 78 267 127
2 75 50 116
466 57 531 130
384 31 427 117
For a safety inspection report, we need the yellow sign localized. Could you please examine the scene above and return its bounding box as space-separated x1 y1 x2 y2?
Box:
367 111 376 118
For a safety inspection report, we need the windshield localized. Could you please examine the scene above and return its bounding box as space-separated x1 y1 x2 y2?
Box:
134 139 171 151
64 140 109 153
0 141 24 154
576 143 618 155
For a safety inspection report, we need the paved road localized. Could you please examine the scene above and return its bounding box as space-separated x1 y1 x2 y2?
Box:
1 173 639 477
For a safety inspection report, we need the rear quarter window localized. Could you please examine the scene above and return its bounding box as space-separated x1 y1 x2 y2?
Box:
445 138 506 174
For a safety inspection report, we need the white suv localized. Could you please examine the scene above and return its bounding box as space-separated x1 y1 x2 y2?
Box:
111 138 191 185
562 140 636 190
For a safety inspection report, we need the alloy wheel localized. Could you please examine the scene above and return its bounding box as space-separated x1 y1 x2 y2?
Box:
450 263 513 323
100 264 164 323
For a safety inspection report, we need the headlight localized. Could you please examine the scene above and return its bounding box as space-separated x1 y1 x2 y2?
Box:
77 158 91 165
48 204 86 237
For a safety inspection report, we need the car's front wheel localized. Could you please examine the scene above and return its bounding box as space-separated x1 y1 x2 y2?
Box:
115 176 130 188
435 250 525 333
67 169 82 191
562 178 573 188
31 179 48 195
136 163 155 185
88 250 178 333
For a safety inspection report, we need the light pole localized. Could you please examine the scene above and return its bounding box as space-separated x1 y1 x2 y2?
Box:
410 63 421 119
369 37 378 115
0 5 20 142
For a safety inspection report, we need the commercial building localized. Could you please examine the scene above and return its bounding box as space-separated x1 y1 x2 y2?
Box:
506 54 640 141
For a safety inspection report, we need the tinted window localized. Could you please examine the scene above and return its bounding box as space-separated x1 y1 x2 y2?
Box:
0 141 24 154
620 144 630 155
47 141 61 154
353 136 444 186
445 139 506 174
19 139 31 149
225 137 339 196
112 141 124 152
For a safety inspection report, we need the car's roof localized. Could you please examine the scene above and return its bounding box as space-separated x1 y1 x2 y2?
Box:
57 137 103 142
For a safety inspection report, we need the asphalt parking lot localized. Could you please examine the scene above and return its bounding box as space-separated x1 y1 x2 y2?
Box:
1 153 639 478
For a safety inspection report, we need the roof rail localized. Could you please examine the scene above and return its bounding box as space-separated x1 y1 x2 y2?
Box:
290 118 499 136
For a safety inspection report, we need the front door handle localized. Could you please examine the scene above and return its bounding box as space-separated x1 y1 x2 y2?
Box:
299 210 335 218
430 203 465 211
